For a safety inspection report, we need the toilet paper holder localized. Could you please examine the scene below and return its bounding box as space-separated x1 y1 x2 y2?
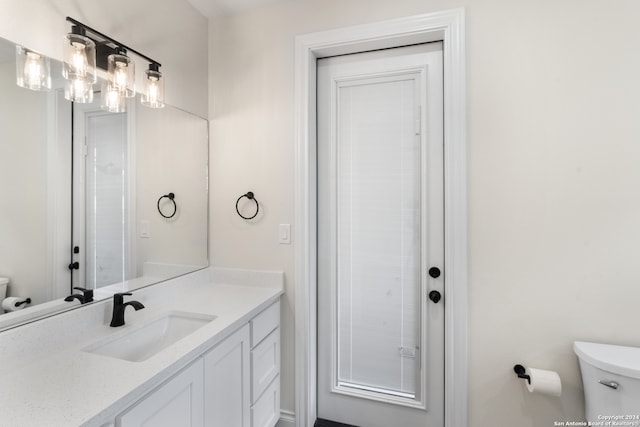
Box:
14 297 31 307
513 364 531 384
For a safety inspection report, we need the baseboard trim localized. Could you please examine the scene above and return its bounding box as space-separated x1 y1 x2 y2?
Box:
277 410 295 427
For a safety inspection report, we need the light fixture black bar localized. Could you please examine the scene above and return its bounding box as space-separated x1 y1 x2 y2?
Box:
66 17 161 67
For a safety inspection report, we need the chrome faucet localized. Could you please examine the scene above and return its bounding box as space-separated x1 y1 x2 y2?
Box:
110 292 145 327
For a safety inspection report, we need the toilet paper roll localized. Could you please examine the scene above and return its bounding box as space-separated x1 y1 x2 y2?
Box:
525 367 562 396
2 297 29 312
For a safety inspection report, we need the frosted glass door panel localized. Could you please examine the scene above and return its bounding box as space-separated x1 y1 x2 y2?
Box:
336 75 421 397
85 113 129 288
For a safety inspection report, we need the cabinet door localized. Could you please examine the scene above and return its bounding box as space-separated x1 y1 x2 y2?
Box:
204 323 251 427
117 359 204 427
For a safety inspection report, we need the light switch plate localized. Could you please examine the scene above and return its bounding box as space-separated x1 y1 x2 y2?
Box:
140 220 150 238
279 224 291 244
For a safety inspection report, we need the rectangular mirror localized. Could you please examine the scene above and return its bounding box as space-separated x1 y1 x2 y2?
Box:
0 35 208 331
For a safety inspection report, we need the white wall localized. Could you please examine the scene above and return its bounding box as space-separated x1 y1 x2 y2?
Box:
136 104 209 276
208 0 640 424
0 61 49 304
0 0 208 117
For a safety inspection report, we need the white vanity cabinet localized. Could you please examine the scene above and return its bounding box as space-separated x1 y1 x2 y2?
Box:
113 300 280 427
116 359 205 426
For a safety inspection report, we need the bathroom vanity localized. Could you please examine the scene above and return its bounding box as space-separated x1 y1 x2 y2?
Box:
0 267 283 427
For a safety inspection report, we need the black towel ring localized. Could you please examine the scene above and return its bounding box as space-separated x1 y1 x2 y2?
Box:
157 193 177 219
236 191 259 220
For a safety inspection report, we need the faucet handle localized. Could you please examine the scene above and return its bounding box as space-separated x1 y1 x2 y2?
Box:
73 287 94 303
113 292 133 304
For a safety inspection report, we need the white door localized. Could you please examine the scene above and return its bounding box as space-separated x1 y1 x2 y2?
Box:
72 100 131 289
317 43 444 426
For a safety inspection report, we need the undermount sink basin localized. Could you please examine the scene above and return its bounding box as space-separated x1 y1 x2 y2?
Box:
84 311 217 362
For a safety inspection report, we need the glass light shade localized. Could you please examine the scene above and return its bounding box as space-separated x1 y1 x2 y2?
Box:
141 66 165 108
65 78 94 103
108 53 135 98
15 46 51 91
62 32 96 84
101 81 126 113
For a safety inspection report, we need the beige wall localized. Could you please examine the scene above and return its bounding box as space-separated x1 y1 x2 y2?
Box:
209 0 640 425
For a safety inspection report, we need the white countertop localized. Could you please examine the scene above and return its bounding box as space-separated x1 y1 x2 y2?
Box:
0 267 283 427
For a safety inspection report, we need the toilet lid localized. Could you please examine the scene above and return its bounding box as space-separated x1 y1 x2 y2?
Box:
574 341 640 379
0 277 7 285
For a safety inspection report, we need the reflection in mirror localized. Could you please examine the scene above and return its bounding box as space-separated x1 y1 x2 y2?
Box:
0 36 208 331
71 97 209 290
72 102 131 289
0 43 62 315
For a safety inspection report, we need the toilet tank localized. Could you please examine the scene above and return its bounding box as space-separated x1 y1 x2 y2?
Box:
574 341 640 422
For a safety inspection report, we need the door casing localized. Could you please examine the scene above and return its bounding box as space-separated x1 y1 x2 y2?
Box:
293 9 467 427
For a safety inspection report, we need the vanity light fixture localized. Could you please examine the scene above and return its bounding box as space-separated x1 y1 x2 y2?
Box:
100 47 134 112
62 17 165 110
62 24 96 103
15 46 51 91
141 63 165 108
107 48 135 98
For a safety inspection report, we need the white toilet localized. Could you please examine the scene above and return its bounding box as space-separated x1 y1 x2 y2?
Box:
0 277 8 314
574 341 640 421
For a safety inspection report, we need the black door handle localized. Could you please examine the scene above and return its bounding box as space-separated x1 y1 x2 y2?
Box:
68 262 79 270
428 267 441 278
429 290 441 304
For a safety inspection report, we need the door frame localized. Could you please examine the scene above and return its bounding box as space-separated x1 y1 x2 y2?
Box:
293 9 467 427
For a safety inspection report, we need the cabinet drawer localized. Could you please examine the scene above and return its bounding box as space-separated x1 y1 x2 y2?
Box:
251 301 279 347
251 375 280 427
251 328 280 403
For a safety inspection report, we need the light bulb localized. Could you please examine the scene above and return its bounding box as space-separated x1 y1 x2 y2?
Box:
63 31 96 84
115 63 128 90
25 53 41 86
101 81 126 113
64 78 94 103
147 78 159 102
71 42 87 76
107 53 135 98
